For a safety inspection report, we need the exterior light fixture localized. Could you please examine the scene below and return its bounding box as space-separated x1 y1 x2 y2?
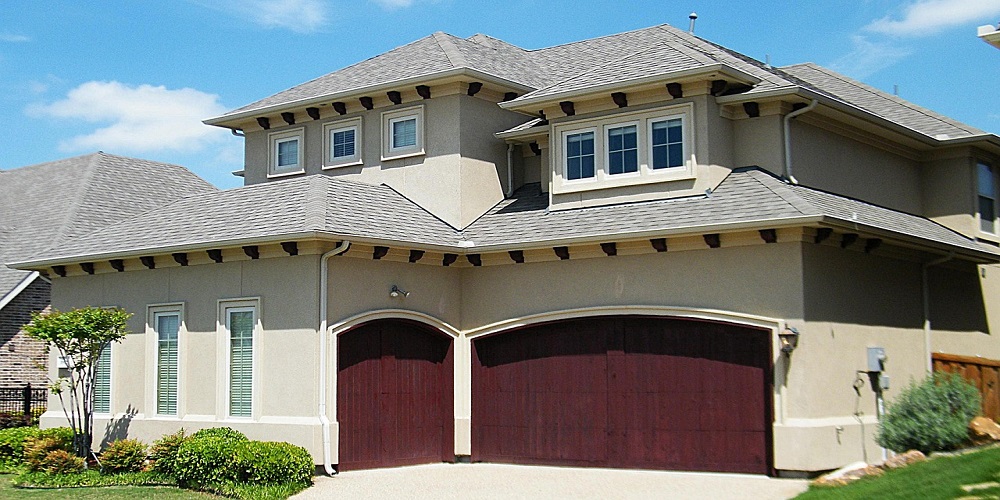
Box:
389 285 410 298
779 327 800 354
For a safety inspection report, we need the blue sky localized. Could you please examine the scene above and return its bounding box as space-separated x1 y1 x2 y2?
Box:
1 0 998 189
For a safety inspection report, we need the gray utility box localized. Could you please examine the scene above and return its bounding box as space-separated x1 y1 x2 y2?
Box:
867 347 887 372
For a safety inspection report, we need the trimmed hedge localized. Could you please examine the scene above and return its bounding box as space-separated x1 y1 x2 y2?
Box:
190 427 247 442
174 435 242 487
100 438 147 474
234 441 314 486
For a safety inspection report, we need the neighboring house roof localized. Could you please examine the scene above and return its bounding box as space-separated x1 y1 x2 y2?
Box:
210 24 992 144
14 169 996 267
0 152 217 303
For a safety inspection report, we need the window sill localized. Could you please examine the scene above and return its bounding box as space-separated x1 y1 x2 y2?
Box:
322 159 363 170
266 169 306 179
977 231 1000 245
381 150 425 162
553 168 696 195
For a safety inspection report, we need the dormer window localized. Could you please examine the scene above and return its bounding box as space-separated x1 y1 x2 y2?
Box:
553 103 694 194
382 105 425 161
980 161 998 235
268 128 304 177
323 117 362 169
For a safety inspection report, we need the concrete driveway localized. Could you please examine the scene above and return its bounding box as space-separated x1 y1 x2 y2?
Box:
292 463 809 499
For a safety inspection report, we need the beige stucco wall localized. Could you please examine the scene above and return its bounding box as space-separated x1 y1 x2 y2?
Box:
922 156 976 238
732 114 784 174
790 120 923 214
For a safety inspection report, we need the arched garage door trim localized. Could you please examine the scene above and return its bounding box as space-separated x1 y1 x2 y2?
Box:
331 309 460 339
470 312 777 474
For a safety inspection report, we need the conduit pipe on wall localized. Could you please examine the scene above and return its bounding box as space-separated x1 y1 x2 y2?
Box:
318 240 351 475
922 252 954 374
782 99 818 185
506 143 515 197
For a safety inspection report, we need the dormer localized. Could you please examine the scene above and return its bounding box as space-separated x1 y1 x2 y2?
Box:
498 63 760 210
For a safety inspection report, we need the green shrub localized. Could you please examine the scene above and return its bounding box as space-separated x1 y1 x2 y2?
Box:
174 436 241 487
14 469 176 488
40 449 85 474
234 441 314 486
149 428 187 476
877 373 981 453
23 435 73 472
190 427 247 442
100 438 147 474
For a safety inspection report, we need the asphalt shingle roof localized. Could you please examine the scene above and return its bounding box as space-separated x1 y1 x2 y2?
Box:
17 169 994 266
0 153 216 297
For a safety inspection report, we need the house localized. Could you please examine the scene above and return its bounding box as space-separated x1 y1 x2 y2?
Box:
0 153 216 389
10 24 1000 476
980 23 1000 49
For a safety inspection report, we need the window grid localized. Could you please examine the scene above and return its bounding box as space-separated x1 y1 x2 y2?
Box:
651 118 684 170
93 344 111 414
607 125 638 175
228 308 254 417
566 132 595 180
155 313 179 416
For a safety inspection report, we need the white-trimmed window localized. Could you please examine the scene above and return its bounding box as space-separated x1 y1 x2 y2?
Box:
382 106 424 160
979 161 998 235
222 301 257 418
553 103 694 194
268 128 304 177
93 344 111 414
154 311 180 415
323 117 362 169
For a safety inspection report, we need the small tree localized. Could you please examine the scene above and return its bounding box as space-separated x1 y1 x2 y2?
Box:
23 307 131 459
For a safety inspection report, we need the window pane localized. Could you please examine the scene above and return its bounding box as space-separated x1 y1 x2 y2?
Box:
980 163 995 197
652 119 684 169
607 126 637 175
392 118 417 148
276 139 298 167
668 145 684 168
982 196 996 233
565 132 595 180
229 310 254 417
93 345 111 414
332 129 355 159
156 314 179 415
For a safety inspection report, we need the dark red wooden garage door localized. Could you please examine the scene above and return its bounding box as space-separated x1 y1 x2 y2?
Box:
472 316 771 474
338 319 454 471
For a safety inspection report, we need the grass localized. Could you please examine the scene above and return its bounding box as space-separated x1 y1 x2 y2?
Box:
0 474 218 499
796 445 1000 499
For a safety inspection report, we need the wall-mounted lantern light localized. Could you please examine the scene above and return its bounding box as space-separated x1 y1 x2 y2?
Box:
779 327 800 354
389 285 410 298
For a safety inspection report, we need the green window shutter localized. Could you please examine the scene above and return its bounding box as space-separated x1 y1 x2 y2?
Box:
93 345 111 414
228 309 254 417
156 313 179 415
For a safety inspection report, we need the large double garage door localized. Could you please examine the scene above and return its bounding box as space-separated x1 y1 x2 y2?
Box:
338 316 771 474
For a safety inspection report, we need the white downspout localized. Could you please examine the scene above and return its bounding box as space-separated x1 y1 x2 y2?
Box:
922 252 954 374
319 240 351 475
782 99 818 185
506 143 515 197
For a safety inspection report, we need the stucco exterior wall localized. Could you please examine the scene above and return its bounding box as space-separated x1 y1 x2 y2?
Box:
789 120 922 214
922 156 976 238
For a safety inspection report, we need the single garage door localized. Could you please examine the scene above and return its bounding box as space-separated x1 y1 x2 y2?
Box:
338 319 454 471
472 316 771 474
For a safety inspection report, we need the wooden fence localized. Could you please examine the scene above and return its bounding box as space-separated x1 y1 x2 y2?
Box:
932 353 1000 422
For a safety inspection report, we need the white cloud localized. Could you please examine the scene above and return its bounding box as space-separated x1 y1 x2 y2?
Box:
27 81 230 154
0 33 30 42
193 0 328 33
866 0 1000 36
829 36 913 80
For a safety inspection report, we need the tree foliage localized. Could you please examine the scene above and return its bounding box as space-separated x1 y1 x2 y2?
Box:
22 307 132 459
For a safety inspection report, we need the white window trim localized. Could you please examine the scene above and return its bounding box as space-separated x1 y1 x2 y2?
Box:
146 303 184 418
323 117 363 169
217 297 260 420
552 103 696 195
381 105 425 161
92 342 113 416
978 160 999 240
268 128 305 178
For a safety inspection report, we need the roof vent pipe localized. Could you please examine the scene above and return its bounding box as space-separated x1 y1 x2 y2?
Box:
782 99 818 184
688 12 698 34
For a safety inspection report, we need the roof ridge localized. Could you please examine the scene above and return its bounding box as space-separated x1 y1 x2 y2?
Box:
431 31 467 69
304 175 328 231
740 168 820 216
784 63 983 136
50 152 102 245
529 23 669 54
